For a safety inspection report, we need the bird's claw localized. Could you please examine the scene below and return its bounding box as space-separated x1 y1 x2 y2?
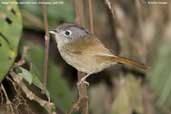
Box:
77 78 89 87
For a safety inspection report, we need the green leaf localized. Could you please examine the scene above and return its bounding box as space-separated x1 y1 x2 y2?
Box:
18 67 33 84
18 0 75 30
149 41 171 107
0 0 22 82
19 40 74 111
16 66 50 97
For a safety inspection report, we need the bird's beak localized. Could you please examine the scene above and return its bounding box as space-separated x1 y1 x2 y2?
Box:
49 30 57 41
49 30 56 35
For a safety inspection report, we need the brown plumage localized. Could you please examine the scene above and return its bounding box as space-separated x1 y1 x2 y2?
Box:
50 23 148 84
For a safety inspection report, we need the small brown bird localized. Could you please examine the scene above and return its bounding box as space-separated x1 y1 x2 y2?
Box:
49 23 148 85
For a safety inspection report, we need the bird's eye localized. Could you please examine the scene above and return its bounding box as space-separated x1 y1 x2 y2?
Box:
64 30 72 37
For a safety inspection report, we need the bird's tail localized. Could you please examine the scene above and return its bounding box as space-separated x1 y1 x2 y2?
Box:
111 56 148 70
96 55 148 70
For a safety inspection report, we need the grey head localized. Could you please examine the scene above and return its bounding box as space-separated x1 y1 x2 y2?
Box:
49 23 90 47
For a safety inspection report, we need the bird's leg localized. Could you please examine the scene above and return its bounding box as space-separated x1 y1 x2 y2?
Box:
77 74 91 86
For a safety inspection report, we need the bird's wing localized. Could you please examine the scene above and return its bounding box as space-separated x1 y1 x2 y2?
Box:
95 55 148 70
65 35 114 56
64 35 148 70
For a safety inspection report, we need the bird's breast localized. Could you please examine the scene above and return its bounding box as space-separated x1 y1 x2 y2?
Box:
58 47 113 74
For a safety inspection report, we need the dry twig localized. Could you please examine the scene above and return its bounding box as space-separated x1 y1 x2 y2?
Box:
77 72 89 114
66 96 87 114
74 0 85 26
104 0 117 21
71 1 89 114
41 0 50 94
1 84 15 114
66 98 81 114
10 71 57 114
88 0 94 33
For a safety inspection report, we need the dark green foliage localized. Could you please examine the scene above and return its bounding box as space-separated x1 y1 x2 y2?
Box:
19 40 74 111
18 0 75 30
149 41 171 108
0 0 22 82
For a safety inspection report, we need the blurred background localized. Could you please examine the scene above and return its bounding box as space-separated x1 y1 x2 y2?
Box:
0 0 171 114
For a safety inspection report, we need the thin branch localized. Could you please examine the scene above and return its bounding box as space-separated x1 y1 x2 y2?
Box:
66 96 87 114
77 72 89 114
1 84 15 114
41 0 50 94
74 0 85 26
88 0 94 33
142 84 155 114
14 46 28 67
135 0 143 31
72 0 89 114
66 98 81 114
135 0 147 60
104 0 117 22
104 0 120 53
10 71 57 114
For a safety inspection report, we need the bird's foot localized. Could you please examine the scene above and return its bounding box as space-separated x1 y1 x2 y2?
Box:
77 77 89 87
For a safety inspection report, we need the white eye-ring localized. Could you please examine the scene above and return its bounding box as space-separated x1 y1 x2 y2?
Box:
64 30 72 37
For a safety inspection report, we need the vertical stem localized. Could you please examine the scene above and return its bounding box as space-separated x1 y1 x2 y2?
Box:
77 72 89 114
74 0 89 114
41 0 50 94
1 84 15 114
142 84 155 114
104 0 117 20
88 0 94 33
74 0 85 26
